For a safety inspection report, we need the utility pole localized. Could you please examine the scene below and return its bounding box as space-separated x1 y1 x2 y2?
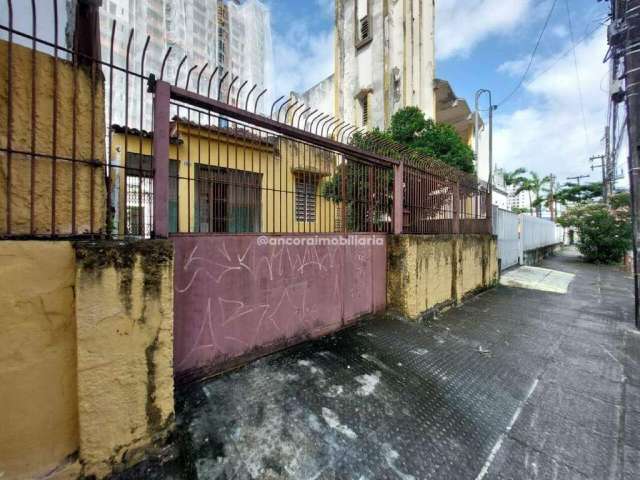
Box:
604 127 613 198
549 174 557 221
590 154 608 203
612 0 640 328
566 174 590 185
475 89 496 191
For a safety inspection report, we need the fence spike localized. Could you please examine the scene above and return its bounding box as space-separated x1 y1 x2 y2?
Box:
270 96 286 119
226 76 238 103
207 67 219 98
289 103 305 126
174 55 187 86
301 109 317 129
236 80 248 107
217 71 229 101
160 46 172 81
196 63 209 94
254 89 267 113
185 64 198 90
245 84 257 110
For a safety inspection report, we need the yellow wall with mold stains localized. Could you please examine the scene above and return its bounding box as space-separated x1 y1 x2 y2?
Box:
75 241 174 478
387 234 498 319
0 40 106 237
0 241 175 479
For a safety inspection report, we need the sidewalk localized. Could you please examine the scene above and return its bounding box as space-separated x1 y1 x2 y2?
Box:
117 248 639 479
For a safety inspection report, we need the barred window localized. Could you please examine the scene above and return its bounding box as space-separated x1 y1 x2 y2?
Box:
355 0 372 47
361 94 369 127
295 174 318 222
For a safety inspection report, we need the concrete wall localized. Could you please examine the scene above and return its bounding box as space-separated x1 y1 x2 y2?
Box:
335 0 436 130
0 40 106 236
387 234 498 319
492 207 563 271
172 234 387 381
74 241 174 478
0 240 175 479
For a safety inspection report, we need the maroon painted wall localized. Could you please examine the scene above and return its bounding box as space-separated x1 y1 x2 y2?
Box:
172 234 387 380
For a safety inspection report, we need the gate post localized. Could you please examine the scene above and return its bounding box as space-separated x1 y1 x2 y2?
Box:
152 80 170 238
486 189 493 234
452 181 460 234
393 162 404 234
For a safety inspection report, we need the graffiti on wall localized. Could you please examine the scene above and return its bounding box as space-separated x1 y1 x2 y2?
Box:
172 235 387 377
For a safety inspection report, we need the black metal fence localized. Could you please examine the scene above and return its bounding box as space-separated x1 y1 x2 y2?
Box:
0 0 490 239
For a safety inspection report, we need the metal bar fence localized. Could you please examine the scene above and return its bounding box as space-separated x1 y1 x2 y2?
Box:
0 0 490 240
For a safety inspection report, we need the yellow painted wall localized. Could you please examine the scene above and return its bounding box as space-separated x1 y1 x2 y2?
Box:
0 240 175 480
110 125 337 234
75 241 174 478
0 40 106 237
0 242 80 479
387 234 498 319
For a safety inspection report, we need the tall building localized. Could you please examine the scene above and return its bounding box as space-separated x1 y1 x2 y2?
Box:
299 0 436 131
507 185 532 213
97 0 272 129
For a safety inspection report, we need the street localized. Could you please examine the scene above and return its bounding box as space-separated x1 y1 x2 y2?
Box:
116 248 638 479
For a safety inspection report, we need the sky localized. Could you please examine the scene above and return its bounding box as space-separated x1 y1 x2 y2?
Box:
265 0 618 187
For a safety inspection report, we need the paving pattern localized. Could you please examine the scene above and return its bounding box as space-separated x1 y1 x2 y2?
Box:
114 249 639 480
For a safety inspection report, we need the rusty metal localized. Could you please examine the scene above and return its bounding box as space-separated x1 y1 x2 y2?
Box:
0 0 488 239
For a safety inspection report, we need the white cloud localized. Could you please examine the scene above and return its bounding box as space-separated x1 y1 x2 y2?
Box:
436 0 533 59
270 22 334 97
493 29 610 183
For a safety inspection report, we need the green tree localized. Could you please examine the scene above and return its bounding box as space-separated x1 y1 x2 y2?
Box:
558 192 631 264
501 167 527 188
386 107 476 173
555 182 603 205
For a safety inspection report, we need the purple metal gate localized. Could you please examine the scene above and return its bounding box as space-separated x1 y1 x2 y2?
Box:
172 234 386 380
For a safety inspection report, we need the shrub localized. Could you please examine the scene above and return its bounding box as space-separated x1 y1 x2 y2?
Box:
558 193 631 264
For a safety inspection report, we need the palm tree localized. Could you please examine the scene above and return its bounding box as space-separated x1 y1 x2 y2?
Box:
515 171 551 217
502 167 527 188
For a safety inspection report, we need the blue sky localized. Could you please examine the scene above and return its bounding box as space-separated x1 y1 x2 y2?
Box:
265 0 616 184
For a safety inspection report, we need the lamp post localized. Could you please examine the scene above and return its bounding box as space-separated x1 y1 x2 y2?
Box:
475 89 496 191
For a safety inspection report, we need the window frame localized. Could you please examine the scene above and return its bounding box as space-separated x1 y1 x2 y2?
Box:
354 0 373 49
294 172 319 223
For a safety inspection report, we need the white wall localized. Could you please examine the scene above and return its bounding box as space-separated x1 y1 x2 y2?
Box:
492 206 563 271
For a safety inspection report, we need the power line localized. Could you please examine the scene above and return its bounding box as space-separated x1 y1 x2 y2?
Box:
524 22 605 87
496 0 559 107
564 0 590 158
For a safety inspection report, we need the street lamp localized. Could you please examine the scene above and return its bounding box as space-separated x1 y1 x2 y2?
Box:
474 89 496 191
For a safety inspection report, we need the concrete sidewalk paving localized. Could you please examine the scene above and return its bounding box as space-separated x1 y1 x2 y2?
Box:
114 248 639 480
